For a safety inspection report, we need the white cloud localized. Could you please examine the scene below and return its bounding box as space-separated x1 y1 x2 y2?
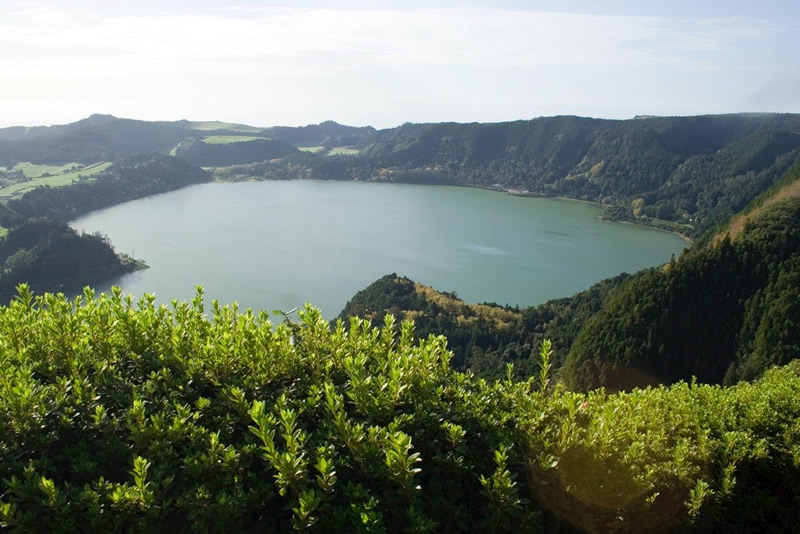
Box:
1 7 782 67
0 5 794 127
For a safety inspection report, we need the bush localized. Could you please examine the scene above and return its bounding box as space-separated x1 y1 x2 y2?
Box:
1 286 798 532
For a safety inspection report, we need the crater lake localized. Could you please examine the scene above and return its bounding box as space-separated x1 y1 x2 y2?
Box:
70 181 687 316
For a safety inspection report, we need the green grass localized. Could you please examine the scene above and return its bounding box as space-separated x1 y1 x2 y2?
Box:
8 162 83 178
327 146 360 156
169 140 190 156
0 162 111 199
201 135 268 145
0 226 7 238
296 146 324 153
189 121 262 133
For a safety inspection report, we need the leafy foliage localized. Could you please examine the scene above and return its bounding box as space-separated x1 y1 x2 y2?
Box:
0 287 799 532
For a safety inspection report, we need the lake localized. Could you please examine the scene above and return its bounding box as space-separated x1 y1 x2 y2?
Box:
70 181 686 317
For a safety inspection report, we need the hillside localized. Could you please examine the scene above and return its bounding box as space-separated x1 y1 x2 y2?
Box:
0 154 210 301
0 115 190 165
562 195 800 391
0 220 141 302
0 115 374 167
173 137 299 167
230 113 800 237
339 273 629 380
8 153 210 222
339 179 800 391
4 113 800 238
1 290 799 532
261 120 376 148
709 158 800 245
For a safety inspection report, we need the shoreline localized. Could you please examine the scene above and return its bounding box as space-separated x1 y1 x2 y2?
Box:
64 176 690 315
385 181 695 244
211 174 696 245
600 218 693 246
438 184 695 245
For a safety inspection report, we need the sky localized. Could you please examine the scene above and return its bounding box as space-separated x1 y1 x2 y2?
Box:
1 0 799 129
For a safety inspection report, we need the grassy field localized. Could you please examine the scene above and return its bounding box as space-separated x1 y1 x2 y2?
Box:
169 139 191 156
328 146 360 156
8 162 83 178
0 162 111 199
296 145 324 153
201 135 268 144
189 121 262 133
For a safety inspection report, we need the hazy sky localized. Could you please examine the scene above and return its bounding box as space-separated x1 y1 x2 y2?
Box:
2 0 799 128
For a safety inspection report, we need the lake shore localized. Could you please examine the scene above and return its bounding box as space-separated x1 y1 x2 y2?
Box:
212 174 696 246
599 218 694 246
71 180 686 315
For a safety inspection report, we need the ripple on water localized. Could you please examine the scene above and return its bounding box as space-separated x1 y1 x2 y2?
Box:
463 244 507 256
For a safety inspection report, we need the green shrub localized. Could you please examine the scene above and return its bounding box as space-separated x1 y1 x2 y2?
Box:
1 286 798 532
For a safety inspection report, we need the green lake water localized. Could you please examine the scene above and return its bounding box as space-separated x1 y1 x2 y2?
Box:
70 181 686 317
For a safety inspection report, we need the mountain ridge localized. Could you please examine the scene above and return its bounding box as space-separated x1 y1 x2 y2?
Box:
211 112 800 238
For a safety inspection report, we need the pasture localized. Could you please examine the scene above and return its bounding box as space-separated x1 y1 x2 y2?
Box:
8 162 83 178
0 162 111 199
328 146 360 156
189 121 262 133
296 145 324 153
201 135 268 144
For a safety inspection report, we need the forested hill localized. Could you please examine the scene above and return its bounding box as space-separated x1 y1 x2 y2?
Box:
0 154 210 301
173 137 299 167
0 115 374 166
562 195 800 392
707 154 800 246
338 272 630 380
260 120 376 147
8 153 210 221
0 115 190 164
340 189 800 391
357 114 800 238
0 220 139 302
231 113 800 237
5 113 800 238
